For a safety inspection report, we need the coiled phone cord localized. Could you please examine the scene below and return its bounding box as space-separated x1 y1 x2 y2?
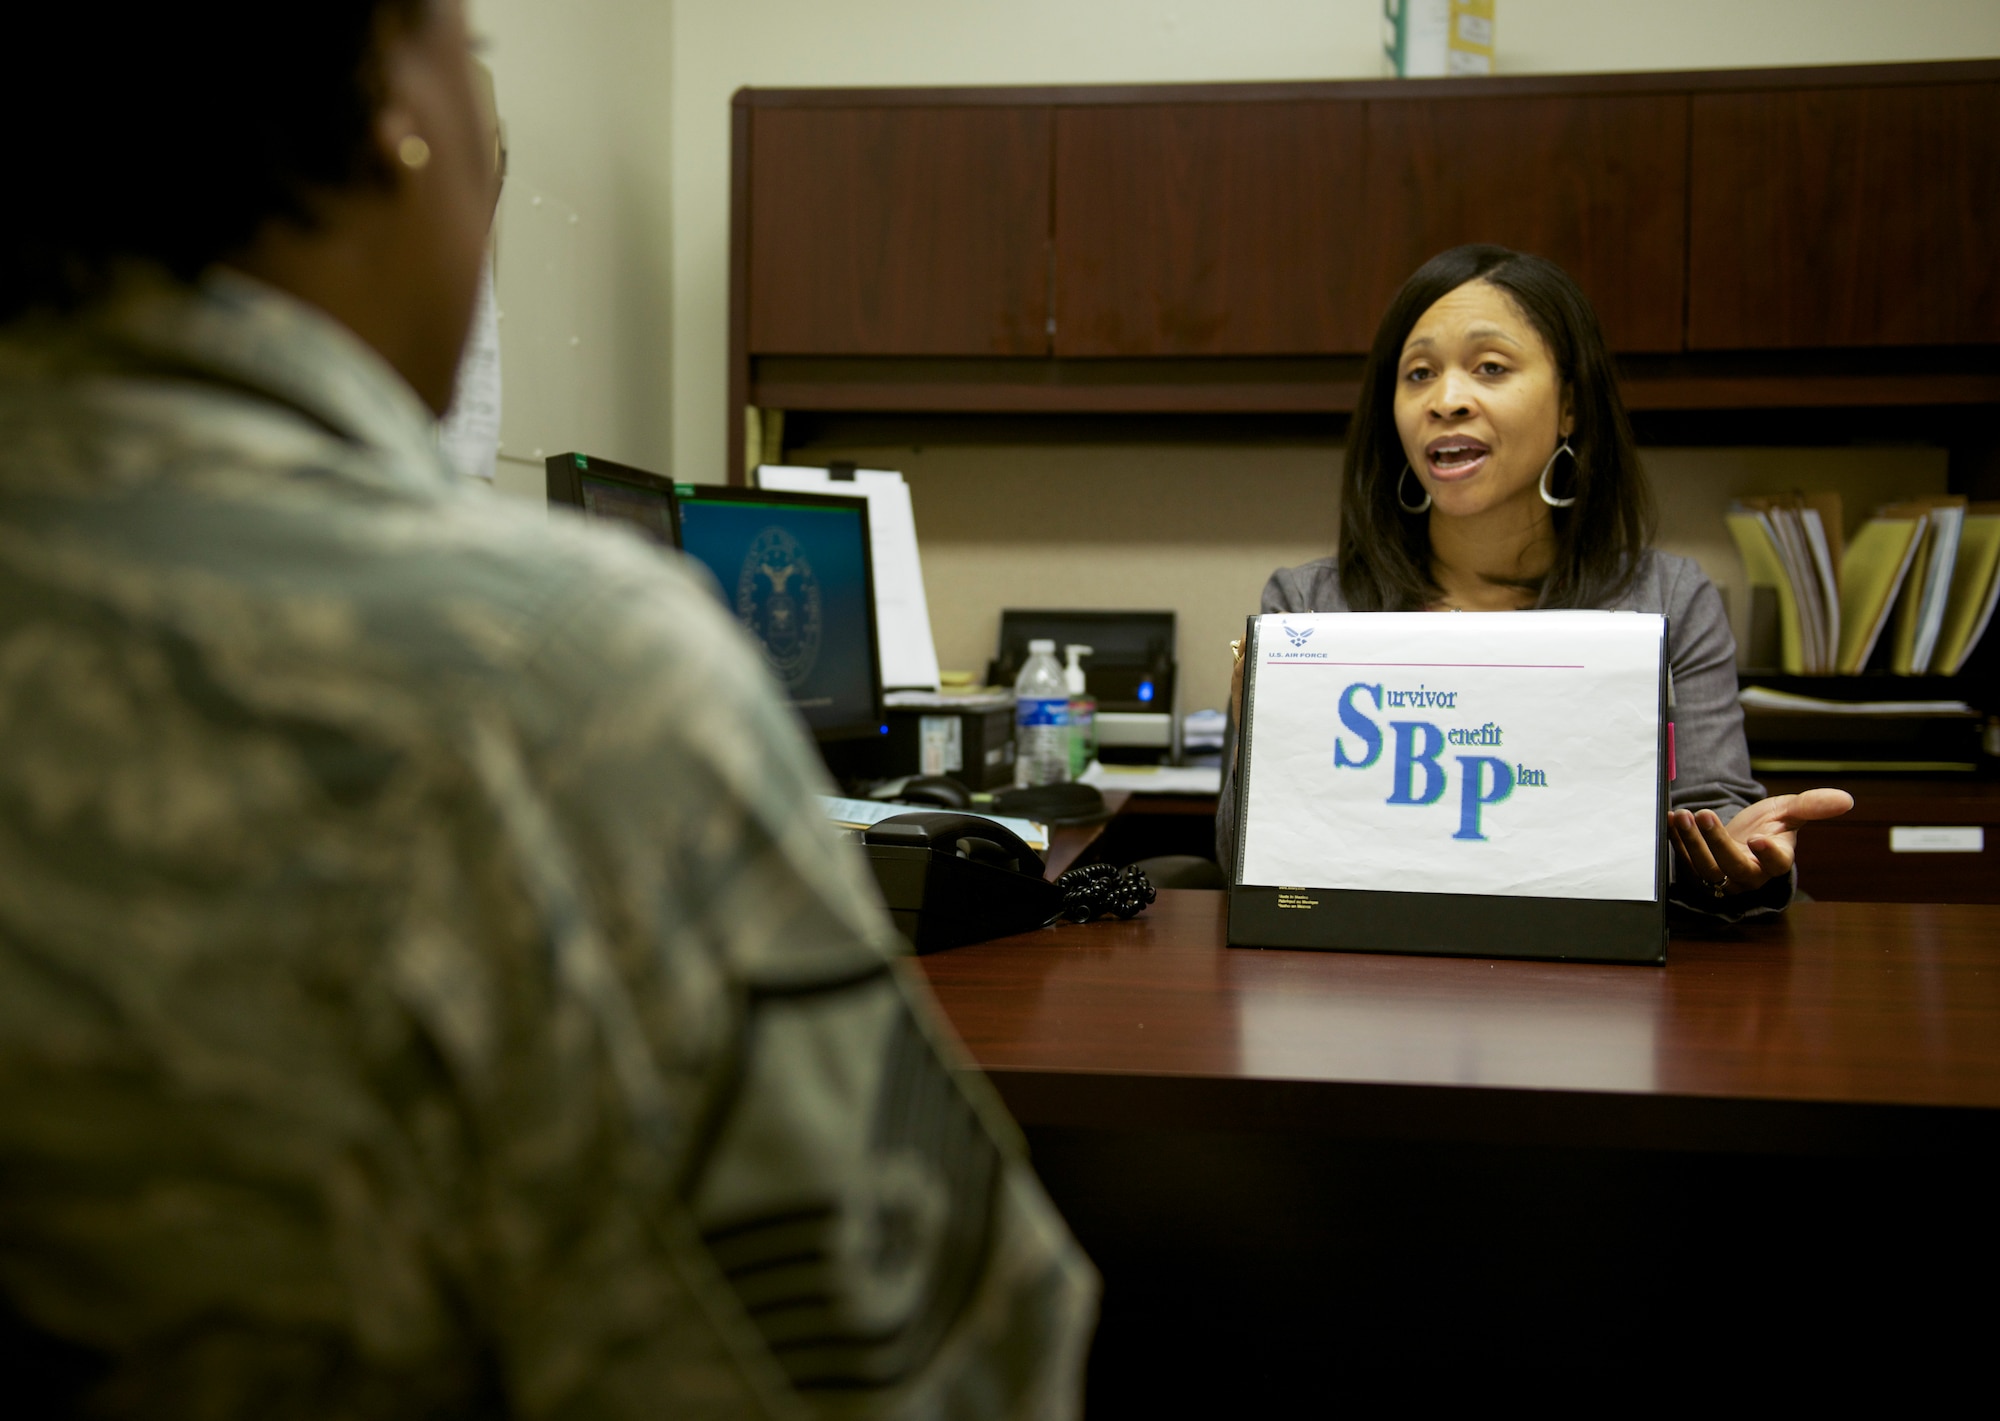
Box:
1050 863 1157 924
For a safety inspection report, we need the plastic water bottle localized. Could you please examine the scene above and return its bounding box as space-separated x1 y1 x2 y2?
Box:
1013 638 1071 786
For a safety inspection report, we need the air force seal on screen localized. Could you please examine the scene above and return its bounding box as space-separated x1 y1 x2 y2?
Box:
737 526 823 688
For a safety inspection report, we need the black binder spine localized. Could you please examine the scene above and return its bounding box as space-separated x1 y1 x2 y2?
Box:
1231 613 1263 888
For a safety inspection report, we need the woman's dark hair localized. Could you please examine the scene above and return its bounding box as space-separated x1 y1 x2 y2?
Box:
0 1 425 323
1337 244 1655 611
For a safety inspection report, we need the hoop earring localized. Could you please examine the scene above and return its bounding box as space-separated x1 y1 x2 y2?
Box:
1396 463 1432 514
1538 441 1578 508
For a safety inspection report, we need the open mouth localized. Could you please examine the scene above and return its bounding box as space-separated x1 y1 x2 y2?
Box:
1426 438 1491 479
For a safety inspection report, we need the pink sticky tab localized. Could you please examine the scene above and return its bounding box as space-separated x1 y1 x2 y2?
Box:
1668 722 1677 782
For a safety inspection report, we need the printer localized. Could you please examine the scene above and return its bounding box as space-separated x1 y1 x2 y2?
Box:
988 610 1180 764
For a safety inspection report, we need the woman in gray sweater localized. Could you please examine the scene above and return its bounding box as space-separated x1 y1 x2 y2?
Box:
1218 245 1850 917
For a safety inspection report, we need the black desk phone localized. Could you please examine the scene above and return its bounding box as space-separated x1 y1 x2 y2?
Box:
862 812 1060 953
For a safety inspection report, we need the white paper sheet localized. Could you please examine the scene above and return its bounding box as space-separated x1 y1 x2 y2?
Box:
438 252 501 480
1079 762 1224 795
1237 612 1663 902
818 796 1046 851
757 465 941 690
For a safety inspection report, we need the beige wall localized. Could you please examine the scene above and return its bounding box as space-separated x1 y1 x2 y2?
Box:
473 1 1991 711
475 0 675 499
786 430 1342 715
470 0 2000 484
785 431 1948 715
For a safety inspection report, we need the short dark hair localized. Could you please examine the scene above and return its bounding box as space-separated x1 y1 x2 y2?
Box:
1337 245 1655 612
0 2 424 323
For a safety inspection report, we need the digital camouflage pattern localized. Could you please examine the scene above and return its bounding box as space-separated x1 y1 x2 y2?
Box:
0 274 1095 1418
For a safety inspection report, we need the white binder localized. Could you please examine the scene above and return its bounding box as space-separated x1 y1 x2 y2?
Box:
1229 611 1668 964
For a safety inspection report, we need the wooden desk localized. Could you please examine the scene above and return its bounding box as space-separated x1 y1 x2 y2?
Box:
1764 774 2000 903
920 891 2000 1153
1040 789 1128 878
1042 787 1222 878
918 894 2000 1393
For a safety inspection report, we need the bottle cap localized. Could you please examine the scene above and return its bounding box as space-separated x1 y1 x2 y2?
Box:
1028 638 1056 654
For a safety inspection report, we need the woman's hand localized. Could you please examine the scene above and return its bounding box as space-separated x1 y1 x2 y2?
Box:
1668 788 1854 897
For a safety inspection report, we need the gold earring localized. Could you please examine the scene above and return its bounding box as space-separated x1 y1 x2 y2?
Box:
397 135 432 171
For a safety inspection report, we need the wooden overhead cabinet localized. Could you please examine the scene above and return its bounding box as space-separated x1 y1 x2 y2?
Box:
1360 93 1690 353
1050 92 1690 357
747 105 1053 355
729 62 2000 472
1687 81 2000 349
1052 102 1368 355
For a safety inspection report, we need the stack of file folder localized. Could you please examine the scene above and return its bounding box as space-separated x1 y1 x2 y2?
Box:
1727 494 2000 677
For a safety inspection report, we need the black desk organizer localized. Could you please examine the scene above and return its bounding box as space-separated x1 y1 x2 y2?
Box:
1226 616 1670 966
1738 670 2000 779
1737 587 2000 777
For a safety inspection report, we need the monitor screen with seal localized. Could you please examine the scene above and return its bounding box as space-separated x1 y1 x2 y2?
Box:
674 485 884 745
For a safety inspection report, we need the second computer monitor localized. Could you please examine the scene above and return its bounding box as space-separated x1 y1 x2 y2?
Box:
675 485 884 744
545 452 682 549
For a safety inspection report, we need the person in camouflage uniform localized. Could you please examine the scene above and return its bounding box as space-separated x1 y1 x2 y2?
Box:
0 2 1095 1415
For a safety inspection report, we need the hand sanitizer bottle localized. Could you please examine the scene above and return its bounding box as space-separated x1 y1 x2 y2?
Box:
1013 639 1071 786
1064 643 1097 779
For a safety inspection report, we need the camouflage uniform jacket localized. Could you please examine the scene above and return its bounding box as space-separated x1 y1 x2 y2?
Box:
0 274 1095 1418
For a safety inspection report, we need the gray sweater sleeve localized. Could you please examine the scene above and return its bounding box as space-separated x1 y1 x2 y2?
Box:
1645 557 1794 920
1650 555 1764 818
1216 552 1792 920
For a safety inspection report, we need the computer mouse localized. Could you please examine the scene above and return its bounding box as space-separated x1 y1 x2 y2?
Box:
896 775 974 810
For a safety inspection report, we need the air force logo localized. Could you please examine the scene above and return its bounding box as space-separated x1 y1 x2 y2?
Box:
737 527 823 689
1282 622 1314 648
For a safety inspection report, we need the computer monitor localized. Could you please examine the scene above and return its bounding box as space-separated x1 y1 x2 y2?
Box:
674 484 885 746
545 452 681 549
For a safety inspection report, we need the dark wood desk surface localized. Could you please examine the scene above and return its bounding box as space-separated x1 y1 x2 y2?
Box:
917 890 2000 1154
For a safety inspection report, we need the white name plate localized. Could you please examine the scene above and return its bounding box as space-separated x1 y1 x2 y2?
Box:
1238 611 1665 903
1890 826 1984 853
